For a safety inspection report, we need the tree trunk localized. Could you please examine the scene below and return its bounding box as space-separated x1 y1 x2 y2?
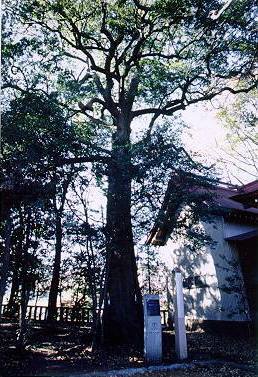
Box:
7 217 27 316
0 212 12 320
86 238 98 332
6 249 21 316
91 258 108 350
103 133 143 345
16 207 31 350
47 214 62 322
16 277 30 351
47 172 71 322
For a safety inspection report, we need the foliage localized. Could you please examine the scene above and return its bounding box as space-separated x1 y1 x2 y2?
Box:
217 89 258 183
1 92 83 183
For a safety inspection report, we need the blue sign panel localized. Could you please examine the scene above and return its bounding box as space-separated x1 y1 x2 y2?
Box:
147 299 160 316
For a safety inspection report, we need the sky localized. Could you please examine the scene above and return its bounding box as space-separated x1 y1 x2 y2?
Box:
182 103 228 178
181 102 256 185
183 105 225 160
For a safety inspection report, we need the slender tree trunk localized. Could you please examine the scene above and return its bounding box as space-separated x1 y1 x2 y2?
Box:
91 257 109 350
86 238 98 326
103 133 143 345
6 249 21 315
16 207 31 350
47 171 72 322
16 277 30 350
59 288 62 307
7 272 20 310
0 212 12 320
34 290 39 306
7 219 26 315
47 214 62 322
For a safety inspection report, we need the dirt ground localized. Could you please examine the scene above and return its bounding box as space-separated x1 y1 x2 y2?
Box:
0 322 256 377
132 364 255 377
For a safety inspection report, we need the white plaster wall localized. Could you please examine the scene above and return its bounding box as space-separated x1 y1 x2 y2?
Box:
160 216 250 322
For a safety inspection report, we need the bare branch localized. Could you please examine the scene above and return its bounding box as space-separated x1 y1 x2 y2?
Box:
209 0 235 20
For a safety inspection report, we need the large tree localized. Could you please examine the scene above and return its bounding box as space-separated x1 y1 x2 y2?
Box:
2 0 257 344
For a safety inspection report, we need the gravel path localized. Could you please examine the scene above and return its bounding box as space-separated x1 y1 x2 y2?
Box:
34 360 256 377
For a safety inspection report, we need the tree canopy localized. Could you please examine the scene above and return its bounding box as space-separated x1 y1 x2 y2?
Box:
3 0 256 133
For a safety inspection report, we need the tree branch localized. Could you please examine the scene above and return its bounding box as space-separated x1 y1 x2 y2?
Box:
55 155 112 167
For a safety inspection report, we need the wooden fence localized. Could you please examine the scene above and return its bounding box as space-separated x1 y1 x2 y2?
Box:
0 304 94 325
0 304 169 326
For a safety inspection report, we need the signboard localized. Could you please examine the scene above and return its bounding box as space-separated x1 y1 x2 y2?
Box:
147 299 160 316
143 294 162 363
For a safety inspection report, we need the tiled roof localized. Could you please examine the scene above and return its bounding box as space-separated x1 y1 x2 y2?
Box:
215 186 258 215
229 180 258 208
147 180 258 246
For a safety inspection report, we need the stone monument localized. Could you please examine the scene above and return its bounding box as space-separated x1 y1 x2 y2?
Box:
143 294 162 363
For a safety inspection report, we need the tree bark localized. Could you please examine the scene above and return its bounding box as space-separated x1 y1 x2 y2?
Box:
16 207 32 350
47 172 71 322
0 212 12 320
6 248 21 316
16 275 30 351
103 132 143 345
47 214 62 322
86 238 98 335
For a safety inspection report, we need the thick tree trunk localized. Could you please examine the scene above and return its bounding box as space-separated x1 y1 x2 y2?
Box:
103 134 143 345
0 212 12 320
47 214 62 322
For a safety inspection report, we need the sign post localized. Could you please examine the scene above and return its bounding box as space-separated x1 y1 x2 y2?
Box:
174 270 188 360
143 294 162 363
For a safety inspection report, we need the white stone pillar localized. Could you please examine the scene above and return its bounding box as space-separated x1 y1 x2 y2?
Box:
174 271 188 360
143 294 162 363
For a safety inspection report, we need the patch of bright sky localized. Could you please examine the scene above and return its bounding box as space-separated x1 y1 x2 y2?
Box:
181 102 256 185
182 104 225 163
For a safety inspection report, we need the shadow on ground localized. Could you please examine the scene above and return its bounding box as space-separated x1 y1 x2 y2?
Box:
0 322 256 377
